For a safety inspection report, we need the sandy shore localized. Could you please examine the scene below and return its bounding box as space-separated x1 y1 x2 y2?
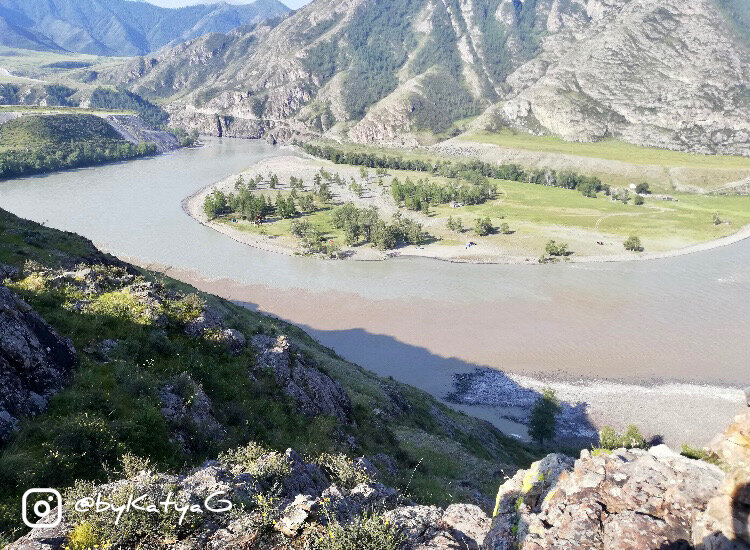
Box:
183 154 750 266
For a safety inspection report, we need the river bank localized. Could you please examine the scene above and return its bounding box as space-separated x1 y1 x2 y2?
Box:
184 152 750 266
2 137 746 449
134 263 748 448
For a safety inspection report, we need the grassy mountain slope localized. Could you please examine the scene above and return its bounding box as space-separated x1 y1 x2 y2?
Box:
93 0 750 156
0 207 536 542
0 113 159 178
0 0 290 56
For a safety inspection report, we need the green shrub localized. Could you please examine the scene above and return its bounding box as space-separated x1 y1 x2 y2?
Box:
597 426 621 450
597 425 648 450
65 522 111 550
166 293 204 325
86 289 160 325
680 444 721 465
219 442 291 481
314 511 403 550
316 453 372 489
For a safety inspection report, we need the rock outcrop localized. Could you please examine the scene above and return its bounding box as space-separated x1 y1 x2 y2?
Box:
0 285 76 442
251 334 352 422
485 412 750 549
13 412 750 549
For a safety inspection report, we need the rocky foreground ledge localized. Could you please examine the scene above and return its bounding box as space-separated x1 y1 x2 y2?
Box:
12 410 749 549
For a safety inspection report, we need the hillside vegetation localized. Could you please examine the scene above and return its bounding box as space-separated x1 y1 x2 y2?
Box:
0 114 157 179
90 0 750 157
0 207 536 543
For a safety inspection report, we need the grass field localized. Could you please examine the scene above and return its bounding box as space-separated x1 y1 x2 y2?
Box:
429 178 750 254
463 131 750 170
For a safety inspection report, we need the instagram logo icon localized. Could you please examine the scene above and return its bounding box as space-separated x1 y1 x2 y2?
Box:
22 489 62 529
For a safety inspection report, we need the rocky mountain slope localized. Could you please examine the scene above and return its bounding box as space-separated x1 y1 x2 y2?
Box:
93 0 750 155
0 0 289 56
12 392 750 548
0 206 535 543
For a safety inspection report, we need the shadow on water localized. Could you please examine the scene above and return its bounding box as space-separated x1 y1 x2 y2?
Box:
235 300 599 446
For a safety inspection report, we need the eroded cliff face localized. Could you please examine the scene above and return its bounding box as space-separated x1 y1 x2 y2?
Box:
95 0 749 154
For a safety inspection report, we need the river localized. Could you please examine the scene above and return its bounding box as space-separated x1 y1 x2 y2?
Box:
1 138 747 443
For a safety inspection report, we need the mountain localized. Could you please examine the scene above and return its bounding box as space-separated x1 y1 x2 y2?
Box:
95 0 750 156
0 0 290 56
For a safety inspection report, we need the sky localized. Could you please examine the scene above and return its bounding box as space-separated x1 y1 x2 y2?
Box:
144 0 311 9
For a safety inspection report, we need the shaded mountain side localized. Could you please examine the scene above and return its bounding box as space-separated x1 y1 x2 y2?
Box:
0 206 537 541
0 0 290 56
93 0 750 156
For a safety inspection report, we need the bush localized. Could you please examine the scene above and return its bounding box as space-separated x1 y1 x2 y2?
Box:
597 425 648 450
316 453 372 490
680 444 720 464
544 240 569 257
65 522 111 550
623 236 643 252
447 216 463 232
219 442 291 481
633 195 645 205
314 511 403 550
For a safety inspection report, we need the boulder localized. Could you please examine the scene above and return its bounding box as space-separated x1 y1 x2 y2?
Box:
0 285 76 442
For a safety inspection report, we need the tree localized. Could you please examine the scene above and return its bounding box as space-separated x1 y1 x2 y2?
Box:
474 217 493 236
635 182 651 194
633 195 644 205
203 190 228 220
298 194 315 212
528 388 560 445
447 216 463 232
269 173 279 189
623 236 643 252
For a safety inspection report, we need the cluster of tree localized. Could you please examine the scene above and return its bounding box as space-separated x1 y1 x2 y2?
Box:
290 219 341 258
331 203 426 249
203 183 314 223
89 87 169 129
303 144 610 197
391 176 495 212
172 128 200 147
0 142 157 180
